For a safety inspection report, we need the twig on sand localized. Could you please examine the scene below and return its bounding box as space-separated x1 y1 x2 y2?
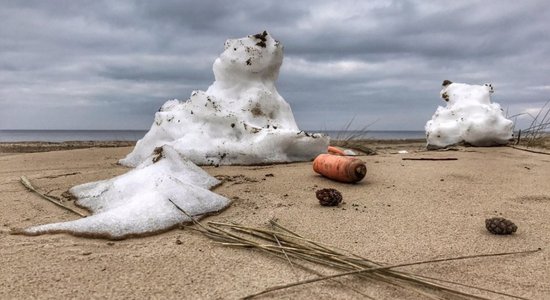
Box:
507 145 550 156
41 172 81 179
402 157 458 161
20 176 87 217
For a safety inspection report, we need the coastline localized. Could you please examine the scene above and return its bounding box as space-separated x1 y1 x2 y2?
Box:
0 141 136 154
0 139 427 154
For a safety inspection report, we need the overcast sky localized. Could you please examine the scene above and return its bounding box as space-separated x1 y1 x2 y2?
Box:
1 0 549 131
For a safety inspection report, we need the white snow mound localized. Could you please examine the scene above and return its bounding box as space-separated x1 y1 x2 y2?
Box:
425 80 513 149
21 32 327 240
24 145 230 239
119 31 328 167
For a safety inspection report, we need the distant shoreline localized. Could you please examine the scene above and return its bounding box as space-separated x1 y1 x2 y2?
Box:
0 141 136 153
0 129 426 143
0 139 428 154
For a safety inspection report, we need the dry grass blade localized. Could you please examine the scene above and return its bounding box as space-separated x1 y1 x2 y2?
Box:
518 99 550 148
330 117 378 155
20 176 87 217
403 273 533 300
168 198 205 228
272 233 298 278
334 116 378 141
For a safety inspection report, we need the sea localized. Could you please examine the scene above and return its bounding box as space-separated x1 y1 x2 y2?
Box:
0 129 426 142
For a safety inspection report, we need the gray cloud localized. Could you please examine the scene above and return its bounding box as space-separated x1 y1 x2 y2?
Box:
1 0 549 131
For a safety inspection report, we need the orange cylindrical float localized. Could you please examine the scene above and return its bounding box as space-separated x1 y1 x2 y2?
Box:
313 154 367 183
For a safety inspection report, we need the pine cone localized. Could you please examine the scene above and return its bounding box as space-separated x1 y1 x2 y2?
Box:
316 188 343 206
485 217 517 235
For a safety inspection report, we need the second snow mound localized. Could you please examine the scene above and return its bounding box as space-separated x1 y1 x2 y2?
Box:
425 80 514 149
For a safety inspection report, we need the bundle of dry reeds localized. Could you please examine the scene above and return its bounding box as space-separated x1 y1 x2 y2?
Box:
170 200 537 300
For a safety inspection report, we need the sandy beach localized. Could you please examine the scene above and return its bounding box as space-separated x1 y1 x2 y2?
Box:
1 141 549 299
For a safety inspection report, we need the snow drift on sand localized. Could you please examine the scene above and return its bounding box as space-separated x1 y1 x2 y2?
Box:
23 145 230 239
425 80 513 149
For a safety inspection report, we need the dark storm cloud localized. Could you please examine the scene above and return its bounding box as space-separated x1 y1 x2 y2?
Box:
1 0 548 130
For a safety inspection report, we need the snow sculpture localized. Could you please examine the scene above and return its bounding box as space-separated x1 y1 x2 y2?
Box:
20 32 326 239
425 80 513 149
120 31 328 167
23 145 230 239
